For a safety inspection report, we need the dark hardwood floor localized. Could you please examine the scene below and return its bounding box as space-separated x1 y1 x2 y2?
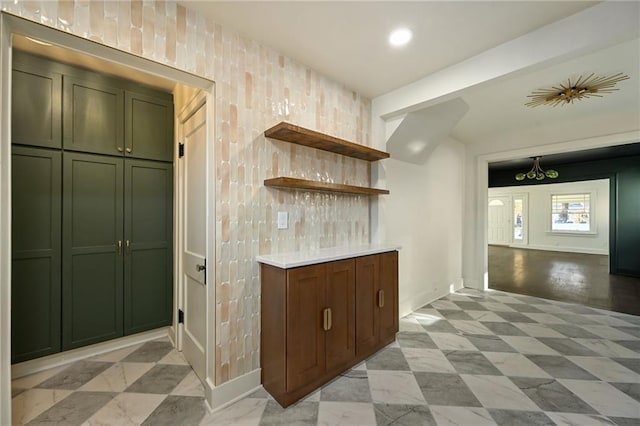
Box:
488 245 640 316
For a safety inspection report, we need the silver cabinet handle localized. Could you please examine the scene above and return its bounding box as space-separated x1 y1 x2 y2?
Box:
126 148 132 153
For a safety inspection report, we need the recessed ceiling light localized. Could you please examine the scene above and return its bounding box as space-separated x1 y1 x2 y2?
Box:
389 28 412 47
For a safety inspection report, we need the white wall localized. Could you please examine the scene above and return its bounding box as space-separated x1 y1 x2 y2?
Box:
370 3 640 292
489 180 609 255
379 138 465 317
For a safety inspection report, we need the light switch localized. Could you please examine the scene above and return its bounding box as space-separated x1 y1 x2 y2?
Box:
277 211 288 229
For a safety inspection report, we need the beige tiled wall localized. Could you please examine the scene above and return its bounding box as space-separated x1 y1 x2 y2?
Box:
2 0 372 385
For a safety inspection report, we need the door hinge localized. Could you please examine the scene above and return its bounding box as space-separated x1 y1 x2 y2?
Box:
178 143 185 158
178 309 184 324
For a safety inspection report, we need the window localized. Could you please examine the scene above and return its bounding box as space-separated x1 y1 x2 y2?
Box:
551 193 591 232
513 198 524 241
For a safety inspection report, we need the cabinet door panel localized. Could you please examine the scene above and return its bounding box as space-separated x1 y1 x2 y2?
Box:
325 259 355 372
63 153 124 349
286 264 326 392
125 92 174 161
11 147 61 362
355 255 380 357
12 63 61 148
69 252 122 344
63 76 124 156
379 252 399 342
124 160 173 334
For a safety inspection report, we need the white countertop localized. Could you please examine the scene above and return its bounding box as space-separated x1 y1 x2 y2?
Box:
256 244 401 268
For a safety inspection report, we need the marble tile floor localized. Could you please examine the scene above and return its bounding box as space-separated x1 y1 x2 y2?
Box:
11 288 640 425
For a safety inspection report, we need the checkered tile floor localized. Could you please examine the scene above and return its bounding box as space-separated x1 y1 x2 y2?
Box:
11 288 640 425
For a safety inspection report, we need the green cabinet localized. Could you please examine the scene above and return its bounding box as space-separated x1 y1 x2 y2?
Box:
62 153 124 349
11 53 175 361
62 154 174 349
11 59 62 149
126 92 174 162
11 147 62 363
124 160 173 334
615 167 640 276
63 76 125 156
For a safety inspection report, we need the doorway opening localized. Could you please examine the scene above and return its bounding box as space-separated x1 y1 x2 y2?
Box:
0 14 215 423
486 169 640 315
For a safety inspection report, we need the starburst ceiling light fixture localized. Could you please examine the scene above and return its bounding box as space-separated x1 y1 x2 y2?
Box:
515 156 559 181
525 73 629 107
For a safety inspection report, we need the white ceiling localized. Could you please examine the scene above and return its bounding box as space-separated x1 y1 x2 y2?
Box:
183 1 639 150
19 2 636 155
451 37 640 145
180 1 597 98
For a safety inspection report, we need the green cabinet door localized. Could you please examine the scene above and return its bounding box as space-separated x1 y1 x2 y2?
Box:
62 153 124 349
616 168 640 276
11 147 62 363
11 56 62 149
63 76 124 156
124 159 173 334
125 91 174 162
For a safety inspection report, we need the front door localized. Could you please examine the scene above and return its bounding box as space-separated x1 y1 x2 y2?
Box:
488 196 511 245
178 101 207 382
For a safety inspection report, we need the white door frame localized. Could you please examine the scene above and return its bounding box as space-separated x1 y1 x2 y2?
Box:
0 14 215 425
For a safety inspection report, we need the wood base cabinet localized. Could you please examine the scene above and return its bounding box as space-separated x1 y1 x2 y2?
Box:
355 252 399 357
260 251 398 407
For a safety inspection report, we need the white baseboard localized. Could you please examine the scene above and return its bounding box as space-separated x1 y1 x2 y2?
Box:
510 244 608 256
205 368 262 413
399 286 451 318
461 278 484 291
11 327 170 379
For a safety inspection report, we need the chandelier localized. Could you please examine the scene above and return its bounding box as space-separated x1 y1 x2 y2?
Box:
525 73 629 107
515 157 559 181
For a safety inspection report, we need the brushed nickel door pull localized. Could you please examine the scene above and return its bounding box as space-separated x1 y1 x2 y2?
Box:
126 147 132 153
327 308 332 331
117 240 122 256
378 290 385 308
126 240 131 255
117 147 123 152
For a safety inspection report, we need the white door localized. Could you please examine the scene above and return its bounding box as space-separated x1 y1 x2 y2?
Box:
488 196 511 245
179 102 207 382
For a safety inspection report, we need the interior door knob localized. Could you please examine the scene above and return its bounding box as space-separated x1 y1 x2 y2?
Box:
196 264 206 272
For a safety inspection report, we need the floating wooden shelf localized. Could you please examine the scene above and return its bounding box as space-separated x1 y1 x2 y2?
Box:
265 122 390 162
264 177 389 196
